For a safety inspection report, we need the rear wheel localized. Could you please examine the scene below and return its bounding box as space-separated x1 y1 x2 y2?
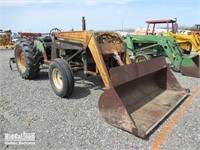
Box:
135 54 150 63
49 58 74 98
15 39 40 79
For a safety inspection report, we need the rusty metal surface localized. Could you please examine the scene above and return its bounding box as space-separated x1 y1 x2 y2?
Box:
99 87 146 138
98 43 125 55
96 32 125 55
180 55 200 78
180 66 200 78
54 31 91 46
99 57 189 138
110 57 166 87
18 32 42 38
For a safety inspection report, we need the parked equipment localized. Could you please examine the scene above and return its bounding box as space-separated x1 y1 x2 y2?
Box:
191 24 200 35
145 19 200 55
166 32 200 55
125 34 200 78
11 17 189 138
0 30 14 49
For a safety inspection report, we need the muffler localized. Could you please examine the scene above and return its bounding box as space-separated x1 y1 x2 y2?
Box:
99 57 189 138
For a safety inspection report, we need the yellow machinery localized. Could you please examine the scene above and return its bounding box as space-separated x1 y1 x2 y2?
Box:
165 32 200 55
0 30 14 49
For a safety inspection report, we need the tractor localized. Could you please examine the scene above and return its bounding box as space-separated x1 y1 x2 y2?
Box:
125 34 200 78
145 19 200 55
11 17 189 138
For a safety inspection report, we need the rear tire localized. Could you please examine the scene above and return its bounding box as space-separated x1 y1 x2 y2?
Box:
15 39 40 79
49 58 74 98
135 54 150 63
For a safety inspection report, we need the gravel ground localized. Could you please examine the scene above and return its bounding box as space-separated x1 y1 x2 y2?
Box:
0 48 200 150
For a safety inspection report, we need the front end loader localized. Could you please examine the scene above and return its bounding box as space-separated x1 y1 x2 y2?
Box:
125 34 200 78
11 17 189 138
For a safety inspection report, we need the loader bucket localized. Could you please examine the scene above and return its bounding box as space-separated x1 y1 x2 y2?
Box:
180 55 200 78
99 57 189 138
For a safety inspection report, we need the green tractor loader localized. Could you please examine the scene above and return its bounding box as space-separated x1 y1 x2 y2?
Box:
125 34 200 78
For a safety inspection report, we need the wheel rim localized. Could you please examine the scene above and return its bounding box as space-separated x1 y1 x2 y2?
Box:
52 68 63 90
16 48 26 73
136 56 147 62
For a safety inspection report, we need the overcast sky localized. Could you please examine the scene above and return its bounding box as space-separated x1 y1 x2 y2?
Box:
0 0 200 33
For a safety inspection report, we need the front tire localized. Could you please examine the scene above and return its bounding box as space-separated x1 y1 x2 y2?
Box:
135 54 150 63
15 39 40 79
49 58 74 98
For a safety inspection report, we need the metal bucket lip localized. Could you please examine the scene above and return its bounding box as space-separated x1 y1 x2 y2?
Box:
109 56 167 87
99 86 189 138
145 92 189 136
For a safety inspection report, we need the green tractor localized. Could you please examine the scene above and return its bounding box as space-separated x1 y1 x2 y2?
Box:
125 34 200 78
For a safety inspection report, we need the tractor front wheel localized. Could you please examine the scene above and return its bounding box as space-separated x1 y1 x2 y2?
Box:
49 58 74 98
135 54 150 63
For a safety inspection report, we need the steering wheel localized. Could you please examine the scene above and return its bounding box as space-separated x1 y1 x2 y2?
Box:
49 28 61 37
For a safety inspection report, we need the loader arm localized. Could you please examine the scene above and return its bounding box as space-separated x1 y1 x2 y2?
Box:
54 31 130 89
166 32 200 55
157 36 183 71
